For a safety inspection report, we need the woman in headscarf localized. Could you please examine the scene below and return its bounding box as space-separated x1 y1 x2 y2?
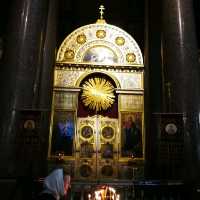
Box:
37 168 70 200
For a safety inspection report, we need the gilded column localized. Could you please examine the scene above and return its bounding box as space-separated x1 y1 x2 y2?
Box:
162 0 200 181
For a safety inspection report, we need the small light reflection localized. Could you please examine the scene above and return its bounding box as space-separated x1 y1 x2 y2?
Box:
91 185 120 200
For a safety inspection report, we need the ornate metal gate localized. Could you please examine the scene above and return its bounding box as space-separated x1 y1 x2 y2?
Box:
75 116 118 180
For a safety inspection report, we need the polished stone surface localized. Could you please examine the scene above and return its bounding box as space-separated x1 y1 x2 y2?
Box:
162 0 200 112
162 0 200 181
144 0 163 178
0 0 50 177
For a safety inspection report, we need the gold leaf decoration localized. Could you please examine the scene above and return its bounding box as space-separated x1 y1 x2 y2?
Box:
81 78 115 112
126 53 136 63
96 30 106 39
64 49 75 60
77 34 86 44
115 36 125 46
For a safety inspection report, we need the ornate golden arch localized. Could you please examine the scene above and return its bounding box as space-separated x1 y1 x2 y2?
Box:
75 71 121 88
56 21 143 66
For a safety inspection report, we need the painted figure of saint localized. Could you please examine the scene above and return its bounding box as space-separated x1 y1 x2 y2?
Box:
52 116 74 156
58 119 74 139
122 115 142 157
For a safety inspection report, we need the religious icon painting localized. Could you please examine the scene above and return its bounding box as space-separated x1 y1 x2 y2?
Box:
101 126 115 142
121 112 143 158
17 110 41 145
101 143 113 159
159 113 183 141
51 111 75 156
79 163 93 178
54 92 77 110
80 141 94 158
83 46 118 64
23 119 36 130
80 125 94 141
16 110 41 164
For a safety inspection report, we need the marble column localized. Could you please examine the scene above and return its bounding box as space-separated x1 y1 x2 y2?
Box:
162 0 200 181
144 0 163 178
0 0 50 177
36 0 58 176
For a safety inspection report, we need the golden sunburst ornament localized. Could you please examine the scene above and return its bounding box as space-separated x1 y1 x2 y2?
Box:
81 78 115 112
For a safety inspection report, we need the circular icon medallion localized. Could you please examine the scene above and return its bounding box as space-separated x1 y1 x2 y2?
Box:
165 123 177 135
101 126 115 141
101 165 113 177
80 125 93 141
80 164 92 177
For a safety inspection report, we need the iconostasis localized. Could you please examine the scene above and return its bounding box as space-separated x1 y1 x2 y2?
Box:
48 16 144 181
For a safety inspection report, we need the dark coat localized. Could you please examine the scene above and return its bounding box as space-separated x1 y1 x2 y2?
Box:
36 193 56 200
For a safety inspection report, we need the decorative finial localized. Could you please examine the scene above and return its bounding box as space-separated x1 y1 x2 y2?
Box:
99 5 105 19
96 5 106 24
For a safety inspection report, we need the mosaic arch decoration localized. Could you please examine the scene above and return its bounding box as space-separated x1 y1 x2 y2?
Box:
56 21 143 66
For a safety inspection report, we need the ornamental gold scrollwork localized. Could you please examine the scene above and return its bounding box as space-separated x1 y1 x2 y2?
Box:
54 92 77 110
114 72 143 90
54 70 82 87
120 95 143 110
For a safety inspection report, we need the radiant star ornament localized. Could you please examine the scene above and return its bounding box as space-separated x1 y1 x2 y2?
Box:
81 77 115 112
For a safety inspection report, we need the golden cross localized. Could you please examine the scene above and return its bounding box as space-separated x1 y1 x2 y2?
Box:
99 5 105 19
